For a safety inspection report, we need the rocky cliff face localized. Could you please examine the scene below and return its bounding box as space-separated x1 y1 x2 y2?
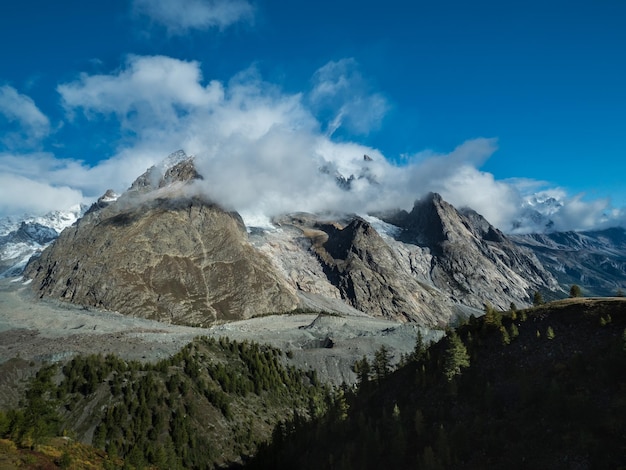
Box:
511 227 626 297
259 213 465 326
24 152 567 328
25 154 299 325
379 193 560 310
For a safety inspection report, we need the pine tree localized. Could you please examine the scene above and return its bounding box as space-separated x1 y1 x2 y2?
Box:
352 356 371 389
442 332 470 381
412 330 427 363
533 291 544 306
483 302 502 327
373 345 392 383
569 284 582 298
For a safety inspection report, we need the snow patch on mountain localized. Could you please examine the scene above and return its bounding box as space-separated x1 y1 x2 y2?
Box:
158 149 190 173
0 204 88 278
240 211 277 232
509 191 565 233
361 214 402 239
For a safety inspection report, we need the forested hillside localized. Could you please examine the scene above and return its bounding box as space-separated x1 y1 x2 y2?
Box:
1 299 625 469
247 299 626 469
0 337 332 469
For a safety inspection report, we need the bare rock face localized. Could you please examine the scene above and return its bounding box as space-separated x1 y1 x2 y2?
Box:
511 227 626 297
381 193 560 310
262 213 464 326
22 149 563 329
25 155 298 325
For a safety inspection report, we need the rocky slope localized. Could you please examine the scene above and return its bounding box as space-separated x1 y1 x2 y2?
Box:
377 193 560 310
511 227 626 297
255 213 468 326
24 151 566 327
25 155 299 324
0 205 86 278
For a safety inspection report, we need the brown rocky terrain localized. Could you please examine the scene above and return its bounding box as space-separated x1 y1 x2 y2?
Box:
380 192 560 310
24 158 299 325
22 152 563 331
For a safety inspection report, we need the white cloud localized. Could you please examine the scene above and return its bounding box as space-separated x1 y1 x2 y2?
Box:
0 173 85 216
133 0 253 33
0 85 50 148
0 149 159 216
3 54 624 234
310 58 389 135
549 194 616 232
58 55 224 131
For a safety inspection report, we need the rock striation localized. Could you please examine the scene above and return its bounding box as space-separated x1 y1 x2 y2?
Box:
262 213 465 326
511 227 626 297
378 193 560 310
23 152 570 328
25 152 299 325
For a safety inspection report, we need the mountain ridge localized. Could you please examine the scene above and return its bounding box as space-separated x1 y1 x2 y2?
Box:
21 152 583 328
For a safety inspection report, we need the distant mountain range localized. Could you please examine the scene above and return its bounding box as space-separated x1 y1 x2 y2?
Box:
1 150 624 327
0 205 86 278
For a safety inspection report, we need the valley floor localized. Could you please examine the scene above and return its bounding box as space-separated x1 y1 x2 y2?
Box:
0 277 437 404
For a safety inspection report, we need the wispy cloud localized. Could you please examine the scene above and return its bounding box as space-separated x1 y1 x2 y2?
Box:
310 58 389 136
0 85 50 148
133 0 254 34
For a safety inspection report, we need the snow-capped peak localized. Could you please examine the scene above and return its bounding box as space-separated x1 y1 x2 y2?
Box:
522 193 564 216
157 149 191 174
0 204 89 278
0 204 87 237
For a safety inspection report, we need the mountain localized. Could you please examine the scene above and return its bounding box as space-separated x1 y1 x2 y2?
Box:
24 153 299 325
511 227 626 297
23 151 565 327
0 205 86 278
510 192 564 233
258 212 466 326
378 193 560 310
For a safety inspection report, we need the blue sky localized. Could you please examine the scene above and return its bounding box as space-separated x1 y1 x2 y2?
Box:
0 0 624 232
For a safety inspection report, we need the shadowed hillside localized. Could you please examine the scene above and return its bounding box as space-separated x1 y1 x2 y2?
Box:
246 298 626 469
1 298 625 469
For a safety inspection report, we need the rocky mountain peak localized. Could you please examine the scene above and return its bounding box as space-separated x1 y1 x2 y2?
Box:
377 192 560 310
128 150 200 193
18 147 597 328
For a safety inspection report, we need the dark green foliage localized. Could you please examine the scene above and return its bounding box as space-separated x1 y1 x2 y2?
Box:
4 364 61 445
247 299 626 470
373 345 392 383
570 284 583 298
1 336 330 469
352 356 371 389
442 331 470 381
533 291 544 306
483 302 502 328
412 330 427 363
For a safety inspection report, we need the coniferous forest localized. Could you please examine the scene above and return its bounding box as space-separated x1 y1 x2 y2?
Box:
1 298 625 469
247 299 626 469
